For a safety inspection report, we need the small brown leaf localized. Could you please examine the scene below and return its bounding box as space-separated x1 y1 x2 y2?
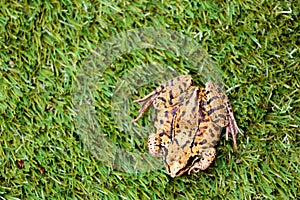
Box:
16 160 24 168
45 104 52 111
39 167 45 174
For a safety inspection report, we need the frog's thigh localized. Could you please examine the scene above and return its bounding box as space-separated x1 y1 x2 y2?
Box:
204 81 228 127
153 75 193 109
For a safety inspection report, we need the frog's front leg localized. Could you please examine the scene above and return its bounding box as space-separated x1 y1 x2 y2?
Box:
188 147 216 174
147 133 163 157
132 75 192 122
204 81 242 152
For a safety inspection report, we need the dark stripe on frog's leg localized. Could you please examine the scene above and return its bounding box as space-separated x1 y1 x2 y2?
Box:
216 114 227 126
188 88 196 99
166 80 169 87
164 110 169 118
181 140 191 149
171 107 178 115
169 90 174 99
170 79 174 86
178 96 184 102
161 146 168 158
199 139 207 145
211 140 219 146
217 113 226 120
178 85 183 93
196 132 203 137
192 106 196 113
153 76 193 109
216 87 222 94
152 97 167 110
209 128 215 137
164 75 192 99
160 90 166 94
159 131 169 137
207 104 225 115
169 107 180 141
211 123 221 137
205 95 219 105
188 130 193 137
173 138 180 146
157 96 166 102
181 110 186 117
200 125 208 130
185 99 190 106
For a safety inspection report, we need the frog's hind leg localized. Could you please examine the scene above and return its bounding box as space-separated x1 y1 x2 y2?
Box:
224 101 242 150
132 90 159 122
204 81 242 152
132 75 193 122
152 75 193 109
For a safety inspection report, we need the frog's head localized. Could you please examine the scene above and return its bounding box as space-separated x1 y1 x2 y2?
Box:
166 161 188 178
163 145 199 177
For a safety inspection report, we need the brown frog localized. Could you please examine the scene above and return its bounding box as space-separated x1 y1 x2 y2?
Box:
132 75 242 177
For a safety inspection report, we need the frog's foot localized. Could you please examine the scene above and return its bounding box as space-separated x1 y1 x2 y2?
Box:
132 90 159 123
225 102 243 152
147 133 162 157
188 148 216 175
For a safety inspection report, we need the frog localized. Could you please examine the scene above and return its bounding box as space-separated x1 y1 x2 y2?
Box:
132 75 242 177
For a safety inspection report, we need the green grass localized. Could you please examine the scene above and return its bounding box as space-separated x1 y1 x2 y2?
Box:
0 0 299 199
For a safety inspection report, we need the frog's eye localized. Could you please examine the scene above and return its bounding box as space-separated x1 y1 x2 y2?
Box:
187 155 200 165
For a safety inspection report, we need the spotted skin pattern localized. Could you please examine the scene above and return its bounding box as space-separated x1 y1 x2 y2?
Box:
133 75 242 177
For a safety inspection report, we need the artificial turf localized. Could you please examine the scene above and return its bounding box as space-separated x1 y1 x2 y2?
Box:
0 0 299 199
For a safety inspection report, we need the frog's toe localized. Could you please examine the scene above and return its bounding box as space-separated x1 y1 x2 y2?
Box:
225 118 242 152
